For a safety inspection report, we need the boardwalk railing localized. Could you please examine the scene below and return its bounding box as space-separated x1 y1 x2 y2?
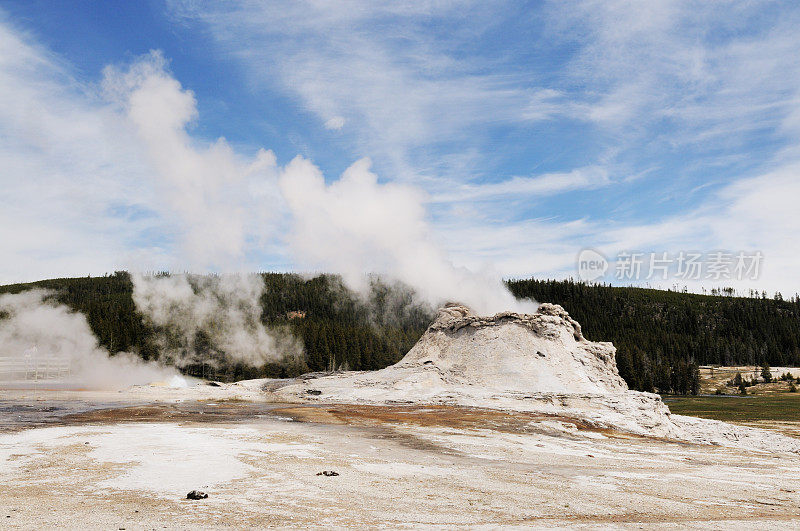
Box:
0 356 71 381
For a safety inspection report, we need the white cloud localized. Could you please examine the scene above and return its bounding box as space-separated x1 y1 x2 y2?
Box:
165 0 800 301
551 0 800 147
324 116 345 130
3 3 800 305
166 1 556 182
170 1 800 180
0 18 158 283
422 156 800 297
432 166 611 203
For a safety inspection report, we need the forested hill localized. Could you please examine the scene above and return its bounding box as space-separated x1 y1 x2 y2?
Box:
508 279 800 392
2 273 800 393
0 272 432 382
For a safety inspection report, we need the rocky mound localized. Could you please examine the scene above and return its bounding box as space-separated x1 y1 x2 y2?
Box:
272 303 800 451
273 303 678 436
395 303 627 395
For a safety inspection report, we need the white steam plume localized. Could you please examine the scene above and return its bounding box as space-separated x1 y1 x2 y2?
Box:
279 157 537 315
132 273 303 369
103 50 534 373
0 291 179 390
104 54 299 369
102 51 281 269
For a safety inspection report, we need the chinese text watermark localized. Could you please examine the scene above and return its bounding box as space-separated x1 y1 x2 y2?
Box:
577 249 763 282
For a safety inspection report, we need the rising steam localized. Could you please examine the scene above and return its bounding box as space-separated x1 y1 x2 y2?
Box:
103 53 299 370
0 290 179 390
102 51 281 270
103 53 534 318
3 52 535 386
132 273 303 369
279 157 538 315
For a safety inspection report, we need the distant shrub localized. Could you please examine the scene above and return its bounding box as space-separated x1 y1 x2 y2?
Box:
761 364 772 383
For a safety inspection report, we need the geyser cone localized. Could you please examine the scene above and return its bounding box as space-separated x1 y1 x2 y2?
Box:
395 303 628 395
274 303 681 437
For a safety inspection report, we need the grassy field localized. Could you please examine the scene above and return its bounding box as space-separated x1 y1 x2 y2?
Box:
663 393 800 422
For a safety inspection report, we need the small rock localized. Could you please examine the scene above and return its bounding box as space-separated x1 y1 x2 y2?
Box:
186 490 208 500
316 470 339 477
305 389 322 396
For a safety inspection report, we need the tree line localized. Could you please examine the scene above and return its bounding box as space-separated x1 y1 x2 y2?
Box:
3 273 800 394
507 278 800 393
0 272 432 382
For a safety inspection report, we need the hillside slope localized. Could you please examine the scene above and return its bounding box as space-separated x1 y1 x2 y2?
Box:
3 274 799 392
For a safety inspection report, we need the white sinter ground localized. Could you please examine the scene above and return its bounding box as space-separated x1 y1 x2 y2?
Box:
269 303 800 453
3 303 800 527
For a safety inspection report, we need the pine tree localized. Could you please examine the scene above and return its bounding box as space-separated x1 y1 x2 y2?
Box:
761 363 772 383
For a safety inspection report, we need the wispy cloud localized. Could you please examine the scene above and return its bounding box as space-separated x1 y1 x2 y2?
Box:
551 0 800 150
431 166 611 203
3 2 800 299
170 1 800 179
0 16 158 282
0 18 283 282
166 1 560 182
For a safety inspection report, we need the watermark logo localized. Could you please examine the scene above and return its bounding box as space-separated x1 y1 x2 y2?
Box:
576 248 609 282
576 249 763 282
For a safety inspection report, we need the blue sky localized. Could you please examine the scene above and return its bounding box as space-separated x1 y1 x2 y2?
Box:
2 1 800 296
